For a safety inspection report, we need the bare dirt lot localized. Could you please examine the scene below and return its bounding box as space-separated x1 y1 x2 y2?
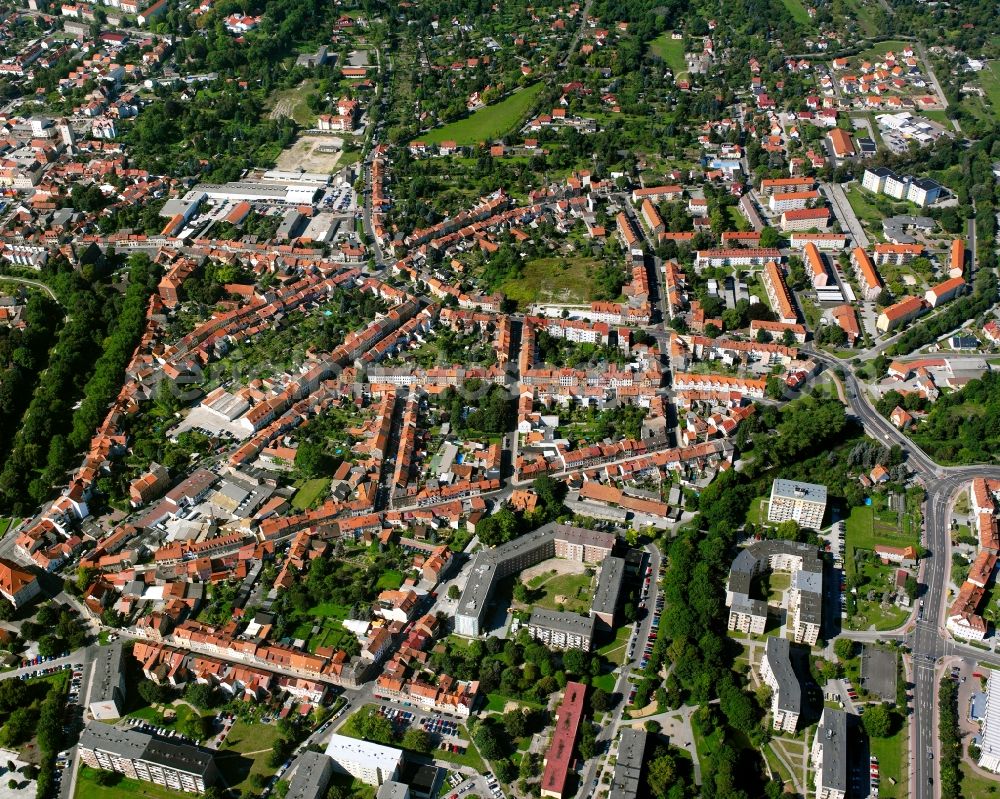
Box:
275 135 344 174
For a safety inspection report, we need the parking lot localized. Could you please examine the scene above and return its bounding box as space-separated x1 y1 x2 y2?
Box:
628 561 664 706
861 644 898 703
372 704 473 759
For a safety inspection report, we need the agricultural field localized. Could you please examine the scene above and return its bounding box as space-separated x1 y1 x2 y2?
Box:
420 83 544 145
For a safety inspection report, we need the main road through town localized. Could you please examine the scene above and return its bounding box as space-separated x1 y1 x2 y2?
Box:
809 349 1000 799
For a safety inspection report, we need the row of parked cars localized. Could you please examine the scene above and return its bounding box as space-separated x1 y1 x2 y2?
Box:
628 563 665 704
421 715 459 737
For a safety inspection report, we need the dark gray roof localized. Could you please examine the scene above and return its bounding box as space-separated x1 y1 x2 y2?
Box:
611 728 647 799
529 608 598 639
727 539 822 627
91 641 125 706
765 638 801 714
79 722 216 777
816 708 848 793
286 751 332 799
591 556 625 618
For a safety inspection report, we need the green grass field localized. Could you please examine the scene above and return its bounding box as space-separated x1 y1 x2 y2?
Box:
75 767 191 799
780 0 813 26
960 760 1000 795
375 569 404 590
978 61 1000 120
498 256 610 307
528 571 593 613
596 624 631 666
215 720 283 795
869 721 907 798
0 518 15 537
292 477 329 510
859 40 916 64
420 83 543 145
308 602 351 619
648 34 687 74
845 184 885 225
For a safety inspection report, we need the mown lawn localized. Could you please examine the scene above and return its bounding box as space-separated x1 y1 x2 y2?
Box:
215 721 283 795
420 83 543 145
292 477 329 510
528 571 593 614
780 0 813 25
648 34 687 74
978 62 1000 120
498 256 609 307
375 569 404 590
596 624 631 666
75 766 191 799
869 720 907 798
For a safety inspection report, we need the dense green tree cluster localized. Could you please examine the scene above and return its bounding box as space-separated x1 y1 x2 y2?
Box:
0 291 62 467
939 677 961 799
906 371 1000 464
0 256 159 512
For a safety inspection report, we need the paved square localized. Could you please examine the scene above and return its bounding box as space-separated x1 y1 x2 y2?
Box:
861 644 898 702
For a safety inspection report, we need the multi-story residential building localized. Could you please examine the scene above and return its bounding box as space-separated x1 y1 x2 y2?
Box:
78 722 218 794
590 556 625 628
0 558 41 609
761 637 801 732
89 641 127 720
527 608 597 651
781 207 830 232
979 670 1000 773
876 296 926 334
540 682 587 799
694 248 782 268
873 243 923 265
324 735 402 787
726 538 824 645
804 242 828 288
924 276 965 308
610 728 647 799
850 247 883 301
861 167 942 207
759 177 815 196
455 523 615 636
768 190 820 213
763 261 798 324
286 751 334 799
768 479 828 530
812 708 848 799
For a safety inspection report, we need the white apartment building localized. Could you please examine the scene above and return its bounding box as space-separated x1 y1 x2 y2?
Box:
768 479 828 530
527 608 597 652
325 735 402 787
812 708 848 799
761 637 801 732
979 671 1000 773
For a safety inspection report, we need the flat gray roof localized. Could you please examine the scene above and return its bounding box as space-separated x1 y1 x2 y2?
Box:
79 722 216 777
611 728 646 799
286 751 332 799
529 608 597 638
816 708 848 793
765 637 801 714
591 556 625 618
771 479 828 505
91 641 125 706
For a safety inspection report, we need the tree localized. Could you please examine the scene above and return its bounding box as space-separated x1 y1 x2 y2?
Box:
834 639 855 661
590 687 613 713
647 752 678 798
774 519 800 539
905 576 919 601
502 709 528 739
759 227 782 248
184 683 219 710
182 713 212 741
37 635 62 658
766 376 786 400
862 703 894 738
562 648 587 675
401 728 432 754
447 584 460 600
473 719 506 761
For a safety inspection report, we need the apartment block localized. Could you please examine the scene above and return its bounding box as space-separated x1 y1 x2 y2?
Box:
979 670 1000 773
726 538 823 646
761 637 801 732
324 734 402 787
527 608 597 652
78 722 218 794
768 479 828 530
812 708 848 799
